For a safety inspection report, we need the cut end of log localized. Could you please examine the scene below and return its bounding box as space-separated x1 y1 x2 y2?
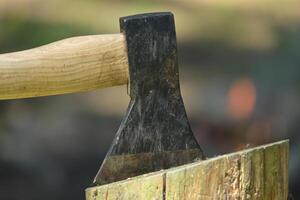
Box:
86 140 289 200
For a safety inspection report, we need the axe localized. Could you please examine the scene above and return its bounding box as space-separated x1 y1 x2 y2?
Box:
0 12 204 185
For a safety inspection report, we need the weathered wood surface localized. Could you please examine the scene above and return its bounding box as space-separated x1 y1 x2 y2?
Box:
86 140 289 200
0 34 128 100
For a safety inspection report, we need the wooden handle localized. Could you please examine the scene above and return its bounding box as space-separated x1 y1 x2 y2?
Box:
0 34 129 100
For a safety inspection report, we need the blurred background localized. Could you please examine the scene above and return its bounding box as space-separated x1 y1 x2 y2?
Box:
0 0 299 199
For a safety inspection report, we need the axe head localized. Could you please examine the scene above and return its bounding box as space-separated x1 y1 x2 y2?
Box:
93 12 204 185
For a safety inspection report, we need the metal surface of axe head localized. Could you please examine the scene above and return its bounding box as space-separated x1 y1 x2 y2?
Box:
94 12 204 185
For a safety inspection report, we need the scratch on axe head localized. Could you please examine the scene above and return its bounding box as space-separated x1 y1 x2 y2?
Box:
93 12 204 185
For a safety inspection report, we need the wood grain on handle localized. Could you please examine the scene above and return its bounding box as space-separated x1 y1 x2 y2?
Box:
0 34 129 100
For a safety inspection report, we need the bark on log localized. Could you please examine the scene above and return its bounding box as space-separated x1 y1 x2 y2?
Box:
86 140 289 200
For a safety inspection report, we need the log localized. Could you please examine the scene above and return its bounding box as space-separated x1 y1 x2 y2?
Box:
85 140 289 200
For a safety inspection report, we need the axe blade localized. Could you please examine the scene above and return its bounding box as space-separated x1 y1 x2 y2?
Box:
93 12 204 185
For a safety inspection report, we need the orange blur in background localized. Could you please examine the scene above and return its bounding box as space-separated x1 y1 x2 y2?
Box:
227 78 256 120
